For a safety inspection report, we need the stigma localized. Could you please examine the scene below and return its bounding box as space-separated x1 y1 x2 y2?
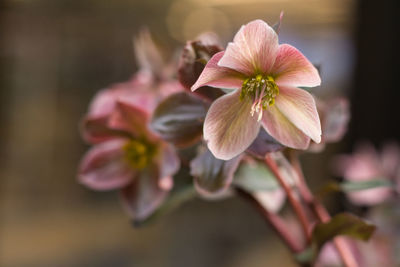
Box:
240 74 279 121
123 139 156 169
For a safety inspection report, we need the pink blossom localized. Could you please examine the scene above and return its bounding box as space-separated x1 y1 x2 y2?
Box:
335 143 399 206
79 101 180 221
81 29 183 144
191 19 321 160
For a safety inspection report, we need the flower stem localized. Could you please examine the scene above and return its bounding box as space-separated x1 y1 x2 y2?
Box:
289 152 359 267
236 187 303 254
264 154 312 242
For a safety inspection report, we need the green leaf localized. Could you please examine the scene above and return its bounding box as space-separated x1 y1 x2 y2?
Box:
340 179 392 192
294 247 315 265
312 213 376 250
317 178 393 199
233 161 280 192
150 92 209 147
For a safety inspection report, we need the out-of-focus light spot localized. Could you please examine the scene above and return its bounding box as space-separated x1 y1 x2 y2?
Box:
166 0 231 43
183 7 231 41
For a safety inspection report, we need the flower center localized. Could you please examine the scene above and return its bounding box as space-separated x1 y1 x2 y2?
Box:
240 74 279 121
123 139 156 169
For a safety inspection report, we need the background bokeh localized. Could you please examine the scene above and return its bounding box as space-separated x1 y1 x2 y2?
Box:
0 0 398 266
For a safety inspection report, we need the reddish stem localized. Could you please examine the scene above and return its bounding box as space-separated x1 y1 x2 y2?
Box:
236 188 303 254
290 152 359 267
264 154 312 242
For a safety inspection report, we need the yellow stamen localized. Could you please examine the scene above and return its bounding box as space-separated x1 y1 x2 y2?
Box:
241 74 279 120
123 139 156 169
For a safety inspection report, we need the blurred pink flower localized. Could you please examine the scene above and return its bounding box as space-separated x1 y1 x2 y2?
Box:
81 29 183 144
317 235 395 267
335 142 399 206
79 101 179 221
191 19 321 160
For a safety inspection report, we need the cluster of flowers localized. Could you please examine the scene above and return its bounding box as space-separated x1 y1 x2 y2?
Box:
77 17 399 266
78 19 331 219
320 142 400 266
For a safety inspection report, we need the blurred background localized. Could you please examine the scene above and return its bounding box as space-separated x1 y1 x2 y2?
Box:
0 0 398 266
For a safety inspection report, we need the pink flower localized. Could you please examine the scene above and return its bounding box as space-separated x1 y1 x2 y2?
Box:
191 19 321 160
335 143 399 206
78 101 180 221
81 29 183 144
81 80 157 144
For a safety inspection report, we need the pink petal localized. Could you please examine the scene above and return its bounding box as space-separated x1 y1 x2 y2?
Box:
87 88 121 118
157 143 180 190
203 90 261 160
275 86 321 143
347 187 392 206
80 115 118 144
133 28 165 78
158 80 185 97
119 166 168 222
78 139 136 190
108 100 154 139
88 78 160 117
335 143 381 181
191 51 245 91
273 44 321 88
261 105 311 150
218 20 279 75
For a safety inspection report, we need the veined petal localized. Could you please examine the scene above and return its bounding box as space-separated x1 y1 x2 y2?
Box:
203 90 261 160
78 139 136 190
191 148 242 197
273 44 321 88
218 20 279 75
261 105 311 150
108 101 153 139
275 86 321 143
88 84 157 118
191 51 245 91
120 166 168 222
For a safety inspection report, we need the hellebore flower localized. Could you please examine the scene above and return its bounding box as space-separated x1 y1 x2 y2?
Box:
79 101 180 221
334 143 399 206
192 19 321 160
81 29 182 144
